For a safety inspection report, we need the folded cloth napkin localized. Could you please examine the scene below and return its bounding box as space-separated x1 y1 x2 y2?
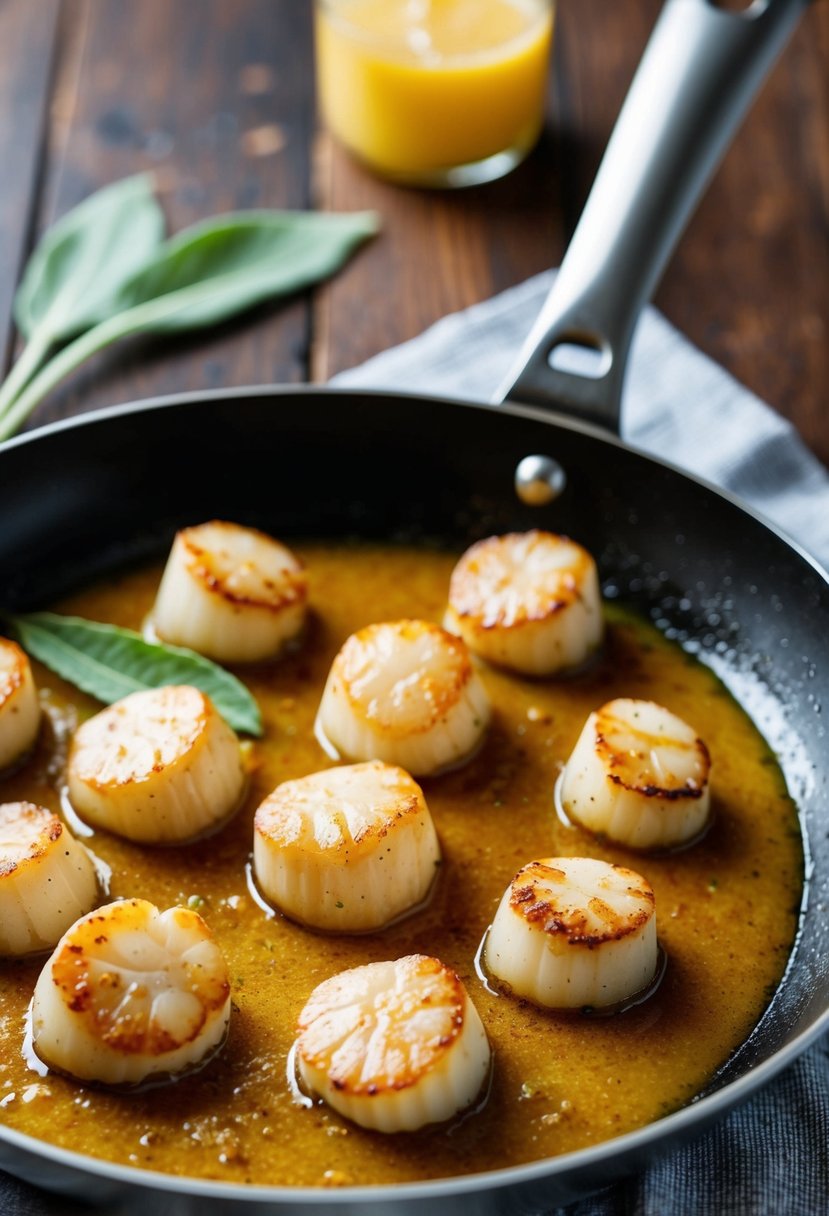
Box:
335 271 829 568
3 273 828 1215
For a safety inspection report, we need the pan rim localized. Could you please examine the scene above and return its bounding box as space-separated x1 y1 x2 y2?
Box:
1 384 827 1205
1 381 827 592
1 1008 827 1205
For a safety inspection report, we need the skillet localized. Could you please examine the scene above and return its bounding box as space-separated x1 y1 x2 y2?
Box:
0 0 825 1211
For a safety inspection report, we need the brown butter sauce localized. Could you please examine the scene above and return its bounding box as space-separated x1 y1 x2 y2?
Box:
0 544 802 1187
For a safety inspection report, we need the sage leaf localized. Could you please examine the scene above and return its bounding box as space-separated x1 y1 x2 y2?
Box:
0 176 165 417
14 174 165 343
0 207 378 442
9 612 263 737
105 209 381 331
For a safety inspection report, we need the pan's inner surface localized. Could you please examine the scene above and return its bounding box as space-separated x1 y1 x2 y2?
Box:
0 391 827 1202
0 539 802 1185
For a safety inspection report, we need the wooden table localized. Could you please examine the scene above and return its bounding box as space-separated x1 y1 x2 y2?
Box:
0 0 827 461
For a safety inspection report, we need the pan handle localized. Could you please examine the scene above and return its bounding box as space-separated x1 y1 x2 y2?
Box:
496 0 809 433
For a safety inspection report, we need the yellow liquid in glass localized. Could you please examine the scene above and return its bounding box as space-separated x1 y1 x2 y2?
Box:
315 0 554 184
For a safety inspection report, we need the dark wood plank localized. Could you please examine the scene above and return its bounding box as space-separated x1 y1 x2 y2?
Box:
552 0 658 231
0 0 61 374
312 51 564 380
6 0 827 468
312 0 657 382
22 0 315 431
315 0 829 467
658 3 829 466
555 0 829 464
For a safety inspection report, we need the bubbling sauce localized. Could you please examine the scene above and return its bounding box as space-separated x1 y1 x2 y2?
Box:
0 544 802 1187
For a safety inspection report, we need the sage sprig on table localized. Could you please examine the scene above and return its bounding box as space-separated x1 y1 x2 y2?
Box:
0 176 165 418
0 174 379 441
9 612 263 737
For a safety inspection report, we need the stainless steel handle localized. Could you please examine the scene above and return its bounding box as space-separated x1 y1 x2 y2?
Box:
496 0 809 432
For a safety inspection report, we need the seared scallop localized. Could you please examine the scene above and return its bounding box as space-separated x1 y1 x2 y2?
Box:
67 685 246 844
316 619 490 776
0 638 41 771
253 761 440 932
0 802 100 957
485 857 657 1010
152 520 308 662
444 530 603 675
559 698 711 849
295 954 491 1132
31 898 231 1086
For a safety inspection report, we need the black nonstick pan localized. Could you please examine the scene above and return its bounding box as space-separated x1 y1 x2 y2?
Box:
0 1 824 1213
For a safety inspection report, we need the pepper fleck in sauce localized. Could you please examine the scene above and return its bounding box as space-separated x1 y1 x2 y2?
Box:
0 544 803 1186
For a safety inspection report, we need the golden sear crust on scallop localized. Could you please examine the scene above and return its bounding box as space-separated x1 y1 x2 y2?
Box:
0 639 29 699
254 761 425 860
0 800 101 959
297 954 466 1096
448 530 596 629
69 685 212 790
508 859 655 947
444 531 604 677
66 686 246 847
595 700 710 798
252 761 441 933
0 802 63 877
486 857 659 1010
0 640 41 773
47 901 230 1056
179 520 307 611
335 620 474 733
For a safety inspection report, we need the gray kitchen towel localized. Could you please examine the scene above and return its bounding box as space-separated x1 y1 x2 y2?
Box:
2 272 828 1215
334 270 829 568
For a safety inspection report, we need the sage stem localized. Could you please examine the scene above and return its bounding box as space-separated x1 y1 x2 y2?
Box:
0 296 180 442
0 329 55 420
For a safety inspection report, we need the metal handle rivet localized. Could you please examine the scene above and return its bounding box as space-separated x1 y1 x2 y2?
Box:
514 454 566 506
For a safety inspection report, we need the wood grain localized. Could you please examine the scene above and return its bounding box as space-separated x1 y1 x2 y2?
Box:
22 0 315 431
0 0 825 464
657 3 829 465
312 125 562 380
0 1 61 375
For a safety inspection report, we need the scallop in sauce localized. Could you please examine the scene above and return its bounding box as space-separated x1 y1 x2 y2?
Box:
0 542 802 1187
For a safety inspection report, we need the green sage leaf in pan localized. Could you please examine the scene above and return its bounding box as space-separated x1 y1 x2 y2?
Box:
9 612 263 738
